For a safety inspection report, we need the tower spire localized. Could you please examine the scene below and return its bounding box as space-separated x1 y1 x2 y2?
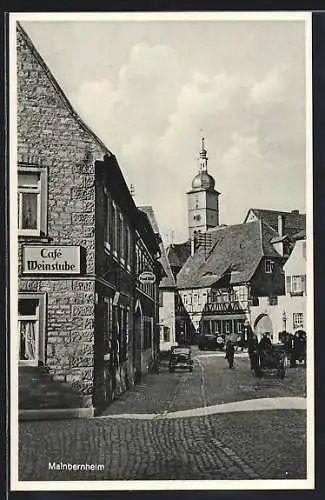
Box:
199 136 208 172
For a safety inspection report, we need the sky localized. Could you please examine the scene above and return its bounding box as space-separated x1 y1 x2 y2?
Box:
20 16 307 244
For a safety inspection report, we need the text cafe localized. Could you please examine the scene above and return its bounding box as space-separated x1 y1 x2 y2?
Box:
22 245 84 274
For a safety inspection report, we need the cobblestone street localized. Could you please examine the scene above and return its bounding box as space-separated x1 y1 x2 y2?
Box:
18 349 307 481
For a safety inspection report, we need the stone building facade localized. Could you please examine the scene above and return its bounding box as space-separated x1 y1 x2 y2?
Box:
17 23 160 416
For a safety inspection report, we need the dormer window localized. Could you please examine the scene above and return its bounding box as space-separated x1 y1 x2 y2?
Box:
265 260 274 273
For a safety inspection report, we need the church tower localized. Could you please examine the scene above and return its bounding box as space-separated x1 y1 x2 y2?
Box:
187 138 220 240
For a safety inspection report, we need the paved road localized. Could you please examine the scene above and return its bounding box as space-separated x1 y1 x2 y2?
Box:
18 349 307 481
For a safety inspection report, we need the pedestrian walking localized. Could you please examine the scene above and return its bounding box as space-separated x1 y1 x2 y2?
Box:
225 340 235 369
248 334 259 371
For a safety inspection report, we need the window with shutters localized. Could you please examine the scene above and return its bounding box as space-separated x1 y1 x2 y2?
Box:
18 294 46 366
18 167 48 237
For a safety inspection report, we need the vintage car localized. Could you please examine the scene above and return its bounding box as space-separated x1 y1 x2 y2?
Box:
169 346 193 372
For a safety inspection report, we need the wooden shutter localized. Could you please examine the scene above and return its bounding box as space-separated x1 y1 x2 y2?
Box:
286 276 291 294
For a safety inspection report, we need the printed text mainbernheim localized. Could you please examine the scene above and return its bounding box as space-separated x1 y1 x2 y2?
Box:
49 462 105 471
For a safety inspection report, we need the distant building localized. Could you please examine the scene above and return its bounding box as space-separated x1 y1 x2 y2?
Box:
17 22 161 416
138 207 177 352
244 208 305 256
166 140 307 345
250 233 307 340
176 221 286 342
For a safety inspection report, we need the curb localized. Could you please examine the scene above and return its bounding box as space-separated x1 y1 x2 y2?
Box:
19 407 94 421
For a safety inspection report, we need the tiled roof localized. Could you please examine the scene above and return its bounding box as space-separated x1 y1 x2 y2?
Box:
245 208 306 238
176 220 282 289
166 241 191 269
138 206 176 288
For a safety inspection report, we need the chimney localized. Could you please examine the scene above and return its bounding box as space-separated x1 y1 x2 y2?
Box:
278 215 284 237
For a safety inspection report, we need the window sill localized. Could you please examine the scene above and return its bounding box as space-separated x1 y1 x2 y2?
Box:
18 234 50 243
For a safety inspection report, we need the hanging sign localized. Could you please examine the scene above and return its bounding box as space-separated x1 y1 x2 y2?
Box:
138 271 156 285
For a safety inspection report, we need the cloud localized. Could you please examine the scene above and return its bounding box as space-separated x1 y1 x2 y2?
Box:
68 43 305 243
250 67 285 104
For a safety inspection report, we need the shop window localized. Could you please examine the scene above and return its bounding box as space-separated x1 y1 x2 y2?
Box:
293 312 304 329
18 294 45 365
18 167 47 237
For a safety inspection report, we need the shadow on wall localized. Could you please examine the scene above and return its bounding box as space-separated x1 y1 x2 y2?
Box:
19 365 86 410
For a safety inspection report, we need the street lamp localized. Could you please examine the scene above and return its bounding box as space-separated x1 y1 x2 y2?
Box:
282 310 287 333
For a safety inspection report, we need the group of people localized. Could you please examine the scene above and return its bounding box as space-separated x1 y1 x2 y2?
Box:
224 333 272 370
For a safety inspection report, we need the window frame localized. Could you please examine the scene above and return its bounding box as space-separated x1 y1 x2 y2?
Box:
293 312 304 329
103 187 111 253
18 293 46 366
18 166 48 237
265 260 274 274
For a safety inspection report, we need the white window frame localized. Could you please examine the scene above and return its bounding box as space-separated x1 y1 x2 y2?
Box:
293 312 304 329
18 293 46 366
265 260 274 274
18 166 48 237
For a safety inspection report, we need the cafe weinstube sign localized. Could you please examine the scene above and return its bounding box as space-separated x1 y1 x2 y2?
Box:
23 246 81 275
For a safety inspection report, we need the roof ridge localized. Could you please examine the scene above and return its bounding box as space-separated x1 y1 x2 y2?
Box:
17 22 111 156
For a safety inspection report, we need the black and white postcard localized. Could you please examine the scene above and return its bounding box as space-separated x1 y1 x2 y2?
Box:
8 11 314 491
